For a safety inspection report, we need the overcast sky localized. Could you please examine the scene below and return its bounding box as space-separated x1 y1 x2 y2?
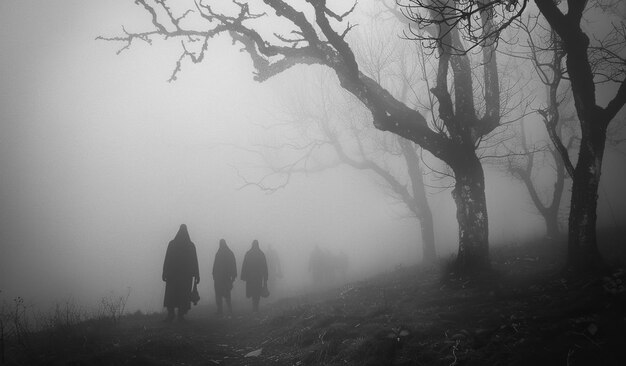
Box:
0 0 430 311
1 0 625 313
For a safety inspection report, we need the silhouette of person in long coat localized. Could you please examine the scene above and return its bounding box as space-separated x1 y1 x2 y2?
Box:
212 239 237 316
162 224 199 321
240 240 268 312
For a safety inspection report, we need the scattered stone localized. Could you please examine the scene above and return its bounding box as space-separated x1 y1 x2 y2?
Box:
244 348 263 357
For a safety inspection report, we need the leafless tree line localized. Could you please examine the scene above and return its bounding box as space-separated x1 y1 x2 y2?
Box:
99 0 626 276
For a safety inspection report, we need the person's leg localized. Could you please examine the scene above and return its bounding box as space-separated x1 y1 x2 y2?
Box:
165 307 175 322
216 293 223 315
177 307 186 321
225 292 232 314
252 296 260 312
215 282 223 315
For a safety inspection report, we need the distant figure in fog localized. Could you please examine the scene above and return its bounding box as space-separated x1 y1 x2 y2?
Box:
309 246 347 286
162 224 199 322
266 245 283 294
321 247 337 283
212 239 237 316
240 240 268 312
309 245 325 285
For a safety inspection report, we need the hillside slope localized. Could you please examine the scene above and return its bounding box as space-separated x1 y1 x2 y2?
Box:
4 243 626 365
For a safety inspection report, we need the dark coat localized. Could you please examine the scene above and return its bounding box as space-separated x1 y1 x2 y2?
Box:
212 240 237 296
162 225 199 310
240 241 268 298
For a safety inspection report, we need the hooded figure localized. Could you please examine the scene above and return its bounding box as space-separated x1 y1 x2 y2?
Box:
240 240 268 312
212 239 237 315
162 224 199 321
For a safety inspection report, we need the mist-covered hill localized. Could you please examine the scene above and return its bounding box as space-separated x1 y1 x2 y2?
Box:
2 241 625 366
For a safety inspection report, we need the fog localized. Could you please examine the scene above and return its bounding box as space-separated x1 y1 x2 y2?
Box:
1 0 625 316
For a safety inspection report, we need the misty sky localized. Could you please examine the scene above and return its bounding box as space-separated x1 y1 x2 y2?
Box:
1 1 625 312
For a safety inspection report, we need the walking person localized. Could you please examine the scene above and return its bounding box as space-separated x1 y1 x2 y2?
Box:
162 224 200 322
212 239 237 316
240 240 268 313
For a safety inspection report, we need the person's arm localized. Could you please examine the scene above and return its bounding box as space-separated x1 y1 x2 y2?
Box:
192 245 200 284
230 253 237 282
212 253 218 279
240 254 248 281
162 243 172 282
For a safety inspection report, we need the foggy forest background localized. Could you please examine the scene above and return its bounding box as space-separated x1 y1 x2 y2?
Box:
1 0 625 317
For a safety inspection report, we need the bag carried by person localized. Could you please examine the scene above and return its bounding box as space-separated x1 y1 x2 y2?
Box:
190 282 200 305
261 283 270 298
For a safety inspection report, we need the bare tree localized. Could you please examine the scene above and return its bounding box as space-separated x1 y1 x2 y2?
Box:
100 0 514 275
396 0 626 272
506 115 574 240
520 1 626 272
250 68 438 262
326 23 439 262
496 20 573 239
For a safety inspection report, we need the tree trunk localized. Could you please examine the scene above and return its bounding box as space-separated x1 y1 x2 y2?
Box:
451 154 490 276
544 146 567 241
544 210 561 241
566 124 607 272
398 138 437 263
419 205 437 263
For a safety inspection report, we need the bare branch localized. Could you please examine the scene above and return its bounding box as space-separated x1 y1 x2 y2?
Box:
324 1 358 22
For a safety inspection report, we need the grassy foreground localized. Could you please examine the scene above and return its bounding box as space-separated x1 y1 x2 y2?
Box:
2 242 625 365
